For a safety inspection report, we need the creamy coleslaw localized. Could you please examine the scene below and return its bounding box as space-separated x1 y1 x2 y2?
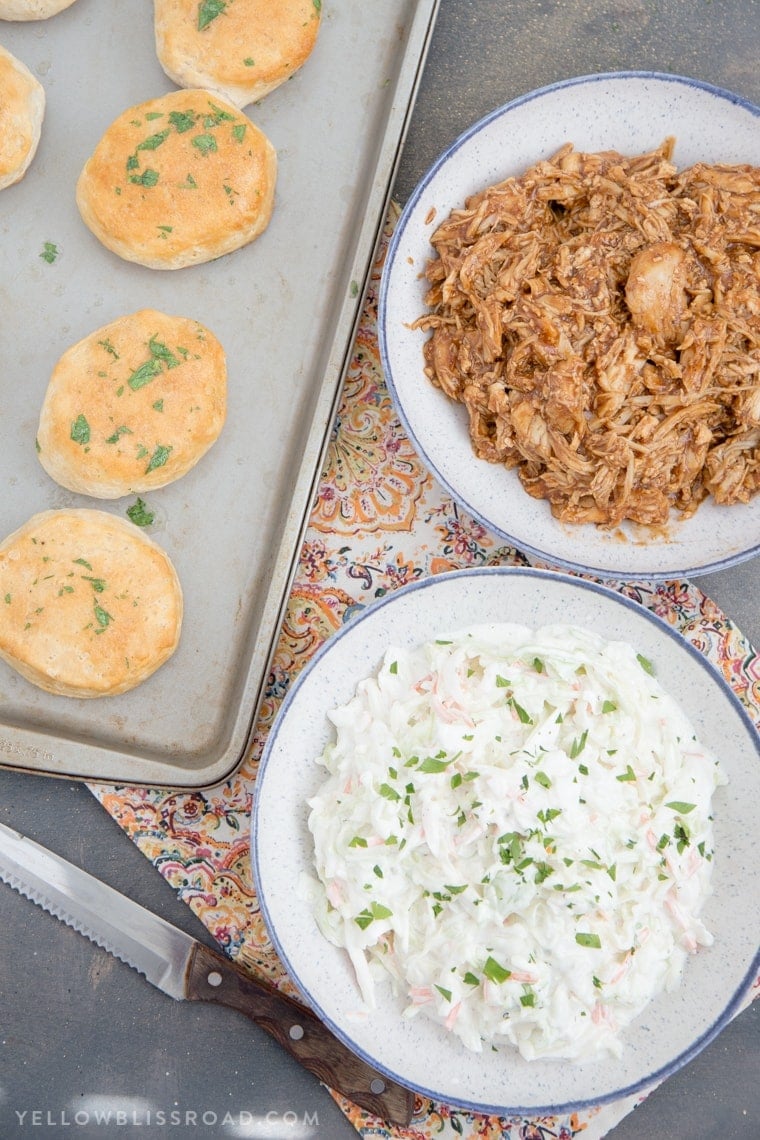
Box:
306 623 726 1061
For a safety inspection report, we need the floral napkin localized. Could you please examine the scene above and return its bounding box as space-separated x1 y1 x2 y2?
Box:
89 209 760 1140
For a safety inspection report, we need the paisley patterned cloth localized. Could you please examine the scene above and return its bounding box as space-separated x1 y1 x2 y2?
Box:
89 207 760 1140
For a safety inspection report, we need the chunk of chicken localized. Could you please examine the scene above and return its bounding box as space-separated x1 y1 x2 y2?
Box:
413 138 760 527
625 242 689 346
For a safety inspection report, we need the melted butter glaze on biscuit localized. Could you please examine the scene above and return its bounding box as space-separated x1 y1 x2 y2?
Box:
0 44 45 190
154 0 322 108
37 309 227 497
76 88 276 269
0 509 183 698
0 1 79 19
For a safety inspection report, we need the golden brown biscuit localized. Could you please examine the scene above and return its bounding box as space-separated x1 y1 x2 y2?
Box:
0 509 183 698
37 309 227 497
154 0 322 108
76 88 277 269
0 1 78 18
0 44 45 191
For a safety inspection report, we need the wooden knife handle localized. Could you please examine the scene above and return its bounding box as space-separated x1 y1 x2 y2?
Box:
185 941 414 1125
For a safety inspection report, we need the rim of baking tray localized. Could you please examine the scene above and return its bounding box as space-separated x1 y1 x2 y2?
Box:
378 70 760 582
252 564 760 1117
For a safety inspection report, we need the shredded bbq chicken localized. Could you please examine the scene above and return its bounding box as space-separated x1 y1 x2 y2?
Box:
415 139 760 527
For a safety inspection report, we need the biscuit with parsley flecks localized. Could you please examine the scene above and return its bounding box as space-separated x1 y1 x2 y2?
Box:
0 0 79 18
154 0 322 109
76 88 276 269
0 509 183 698
37 309 227 497
0 44 45 191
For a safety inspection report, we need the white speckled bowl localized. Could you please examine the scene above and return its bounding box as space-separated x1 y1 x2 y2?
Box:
378 73 760 580
252 567 760 1116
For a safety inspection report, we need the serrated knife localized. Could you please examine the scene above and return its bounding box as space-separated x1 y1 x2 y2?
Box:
0 821 414 1125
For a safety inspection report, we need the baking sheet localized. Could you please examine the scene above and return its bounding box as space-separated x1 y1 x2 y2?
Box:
0 0 439 787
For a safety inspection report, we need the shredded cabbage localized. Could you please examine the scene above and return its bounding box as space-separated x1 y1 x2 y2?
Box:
307 623 726 1060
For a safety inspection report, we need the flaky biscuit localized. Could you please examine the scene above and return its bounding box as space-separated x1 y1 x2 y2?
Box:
37 309 227 497
76 88 276 269
0 1 78 18
0 44 45 191
154 0 322 108
0 509 183 698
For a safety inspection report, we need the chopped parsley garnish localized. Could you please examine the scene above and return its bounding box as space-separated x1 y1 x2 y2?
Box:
129 168 160 187
497 832 524 865
145 444 173 473
70 414 90 445
128 337 178 390
354 901 392 929
81 576 106 593
665 801 696 814
533 861 554 884
99 338 119 359
508 697 533 724
39 241 59 264
575 932 601 949
483 956 511 984
170 110 197 133
537 807 561 824
137 129 170 152
192 133 218 156
148 337 180 369
569 730 588 758
126 498 155 527
674 822 691 854
205 102 236 125
128 359 163 390
418 756 450 773
93 601 113 632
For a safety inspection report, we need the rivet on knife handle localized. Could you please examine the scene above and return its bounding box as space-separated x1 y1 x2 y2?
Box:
185 942 415 1126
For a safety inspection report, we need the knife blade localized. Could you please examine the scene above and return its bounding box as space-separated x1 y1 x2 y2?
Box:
0 821 414 1125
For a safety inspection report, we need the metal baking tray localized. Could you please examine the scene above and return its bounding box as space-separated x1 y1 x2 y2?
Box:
0 0 440 787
